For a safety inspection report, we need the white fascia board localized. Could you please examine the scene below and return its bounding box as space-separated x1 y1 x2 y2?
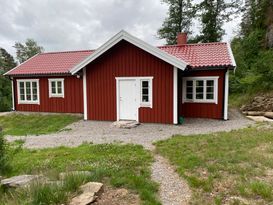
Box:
227 43 237 69
71 30 188 75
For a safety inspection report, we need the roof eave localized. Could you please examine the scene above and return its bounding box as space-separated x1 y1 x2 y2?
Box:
70 30 188 75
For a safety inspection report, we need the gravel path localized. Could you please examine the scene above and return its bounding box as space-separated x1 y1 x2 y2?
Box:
5 109 254 205
151 154 191 205
6 109 253 150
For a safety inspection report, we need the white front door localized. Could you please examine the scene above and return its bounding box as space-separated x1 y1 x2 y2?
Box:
119 79 137 120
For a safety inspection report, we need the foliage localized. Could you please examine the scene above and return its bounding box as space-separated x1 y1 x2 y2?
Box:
14 39 44 63
155 125 273 204
0 114 81 136
158 0 196 45
230 0 273 95
0 132 9 175
0 144 160 205
194 0 242 43
0 48 16 112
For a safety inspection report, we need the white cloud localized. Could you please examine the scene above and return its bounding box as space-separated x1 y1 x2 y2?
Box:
0 0 239 57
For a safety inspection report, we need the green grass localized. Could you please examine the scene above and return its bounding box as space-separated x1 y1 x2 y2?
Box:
0 143 160 205
155 124 273 204
0 114 81 136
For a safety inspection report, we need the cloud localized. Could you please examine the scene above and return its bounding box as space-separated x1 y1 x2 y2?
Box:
0 0 239 57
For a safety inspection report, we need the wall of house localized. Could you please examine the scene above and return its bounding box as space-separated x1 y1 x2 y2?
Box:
14 76 83 113
178 69 226 119
86 40 174 123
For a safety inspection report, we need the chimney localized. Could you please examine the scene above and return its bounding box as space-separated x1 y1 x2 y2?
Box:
177 33 187 45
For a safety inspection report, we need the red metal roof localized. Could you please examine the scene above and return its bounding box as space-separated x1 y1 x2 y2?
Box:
159 42 234 68
5 42 234 76
6 50 93 76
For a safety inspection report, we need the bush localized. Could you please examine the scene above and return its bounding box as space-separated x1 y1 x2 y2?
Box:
0 131 9 174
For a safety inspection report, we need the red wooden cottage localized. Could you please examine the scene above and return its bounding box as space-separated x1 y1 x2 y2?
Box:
4 30 236 124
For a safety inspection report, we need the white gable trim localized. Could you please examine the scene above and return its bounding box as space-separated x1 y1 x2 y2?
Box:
71 30 188 75
227 43 237 68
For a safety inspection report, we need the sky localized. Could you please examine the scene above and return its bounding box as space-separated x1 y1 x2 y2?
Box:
0 0 241 57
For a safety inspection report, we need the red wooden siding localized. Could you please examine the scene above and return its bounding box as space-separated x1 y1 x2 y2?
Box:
86 40 173 123
14 76 83 113
179 69 226 119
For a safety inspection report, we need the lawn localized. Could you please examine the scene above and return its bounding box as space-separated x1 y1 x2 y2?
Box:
0 113 81 136
155 124 273 205
0 143 160 205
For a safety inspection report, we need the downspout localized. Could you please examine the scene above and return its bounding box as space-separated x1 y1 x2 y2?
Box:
83 67 88 120
11 77 15 111
173 67 178 124
223 69 229 120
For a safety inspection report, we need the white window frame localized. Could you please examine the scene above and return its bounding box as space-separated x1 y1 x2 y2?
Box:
17 79 40 104
48 78 65 98
140 78 153 107
182 76 219 104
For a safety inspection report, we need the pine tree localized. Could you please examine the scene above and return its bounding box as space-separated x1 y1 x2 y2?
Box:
0 48 16 71
158 0 196 45
14 39 44 63
196 0 242 43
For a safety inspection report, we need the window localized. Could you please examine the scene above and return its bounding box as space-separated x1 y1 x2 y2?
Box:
49 79 64 98
140 79 152 107
183 77 218 104
17 79 39 104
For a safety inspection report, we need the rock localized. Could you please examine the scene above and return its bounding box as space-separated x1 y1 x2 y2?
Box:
69 182 103 205
59 171 92 180
246 116 273 122
80 182 103 196
246 111 265 116
264 112 273 119
111 121 140 129
1 175 46 188
69 192 96 205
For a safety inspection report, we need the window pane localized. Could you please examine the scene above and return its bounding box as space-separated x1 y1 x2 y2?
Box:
142 81 149 88
206 93 214 99
207 86 214 93
196 93 204 99
142 88 148 95
186 86 193 93
186 93 193 99
33 94 38 101
26 82 31 100
196 80 203 87
20 95 25 101
51 81 56 94
207 80 214 87
142 95 149 102
186 80 193 86
57 81 62 94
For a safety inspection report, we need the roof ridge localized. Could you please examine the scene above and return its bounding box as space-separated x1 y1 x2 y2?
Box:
158 42 227 48
40 49 94 55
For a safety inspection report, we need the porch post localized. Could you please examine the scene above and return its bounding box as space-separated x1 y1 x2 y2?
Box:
224 70 229 120
83 67 88 120
173 67 178 124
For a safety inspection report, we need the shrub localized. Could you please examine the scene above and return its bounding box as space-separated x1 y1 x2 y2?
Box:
0 131 9 174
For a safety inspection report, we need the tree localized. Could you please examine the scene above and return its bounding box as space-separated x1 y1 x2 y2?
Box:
14 39 44 63
0 48 16 71
0 48 16 111
196 0 242 43
158 0 196 45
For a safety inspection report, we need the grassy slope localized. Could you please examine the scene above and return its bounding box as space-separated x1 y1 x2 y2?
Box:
0 143 160 205
155 125 273 205
0 114 81 136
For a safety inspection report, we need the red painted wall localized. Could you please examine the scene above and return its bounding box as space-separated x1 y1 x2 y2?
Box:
179 69 226 119
14 76 83 113
86 40 174 123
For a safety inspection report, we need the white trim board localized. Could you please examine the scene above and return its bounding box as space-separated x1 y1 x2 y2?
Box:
173 67 178 124
83 67 88 120
71 30 188 75
224 70 229 120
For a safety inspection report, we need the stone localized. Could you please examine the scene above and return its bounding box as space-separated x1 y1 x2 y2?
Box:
111 121 140 129
246 116 273 123
80 182 103 196
1 175 46 188
264 112 273 119
59 171 92 180
246 111 265 116
69 192 96 205
69 182 103 205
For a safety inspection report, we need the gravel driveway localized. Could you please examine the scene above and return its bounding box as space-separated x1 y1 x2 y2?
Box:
5 109 254 205
7 109 253 150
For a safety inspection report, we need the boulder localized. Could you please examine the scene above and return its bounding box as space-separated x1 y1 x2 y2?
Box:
1 175 46 188
59 171 92 180
264 112 273 119
69 182 103 205
111 121 140 129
